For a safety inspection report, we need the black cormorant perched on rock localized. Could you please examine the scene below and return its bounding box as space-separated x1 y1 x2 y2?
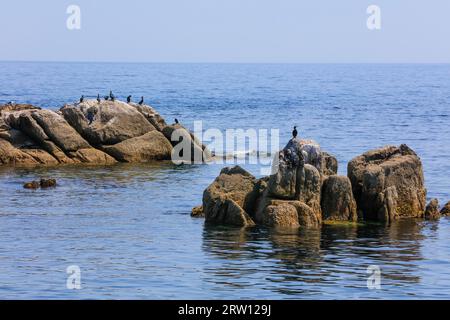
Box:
109 90 115 101
80 95 84 103
138 96 144 105
97 94 101 103
174 118 179 124
104 95 109 101
87 111 95 125
292 126 298 138
127 95 132 103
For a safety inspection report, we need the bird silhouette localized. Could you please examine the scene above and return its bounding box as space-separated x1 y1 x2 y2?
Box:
79 95 84 103
127 95 132 103
174 118 179 124
292 126 298 138
109 90 115 101
138 96 144 105
97 94 101 103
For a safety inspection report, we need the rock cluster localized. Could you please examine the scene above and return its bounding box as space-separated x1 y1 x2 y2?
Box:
23 178 57 189
195 140 438 228
0 100 209 166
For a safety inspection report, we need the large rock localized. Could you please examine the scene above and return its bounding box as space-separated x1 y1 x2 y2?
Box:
321 175 357 222
440 201 450 216
203 166 257 227
347 144 426 222
424 199 440 220
61 100 156 146
102 131 173 162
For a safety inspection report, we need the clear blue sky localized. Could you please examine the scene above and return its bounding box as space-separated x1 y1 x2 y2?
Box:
0 0 449 63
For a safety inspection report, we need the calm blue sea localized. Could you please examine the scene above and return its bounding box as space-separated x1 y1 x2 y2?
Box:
0 62 449 299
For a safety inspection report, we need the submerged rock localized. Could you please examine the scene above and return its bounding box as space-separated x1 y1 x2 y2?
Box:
23 181 40 189
347 144 426 222
424 199 440 220
440 201 450 216
191 205 204 218
40 178 56 188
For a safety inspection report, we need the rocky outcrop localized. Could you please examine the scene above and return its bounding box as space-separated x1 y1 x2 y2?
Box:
321 175 357 222
440 201 450 216
0 100 209 166
424 199 440 220
199 138 333 228
347 144 426 222
198 141 435 229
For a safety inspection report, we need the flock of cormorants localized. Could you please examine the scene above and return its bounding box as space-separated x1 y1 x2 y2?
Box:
79 91 144 105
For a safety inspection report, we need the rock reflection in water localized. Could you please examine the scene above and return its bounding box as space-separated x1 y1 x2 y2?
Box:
202 220 426 298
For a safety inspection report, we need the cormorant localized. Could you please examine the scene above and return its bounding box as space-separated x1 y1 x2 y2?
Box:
138 96 144 105
97 94 101 103
127 95 132 103
87 111 95 125
174 118 179 124
292 126 298 138
80 95 84 103
109 90 115 101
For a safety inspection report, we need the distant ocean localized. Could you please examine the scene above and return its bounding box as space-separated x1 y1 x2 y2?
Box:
0 62 449 299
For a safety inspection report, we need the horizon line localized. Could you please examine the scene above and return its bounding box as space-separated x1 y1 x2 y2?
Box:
0 59 449 65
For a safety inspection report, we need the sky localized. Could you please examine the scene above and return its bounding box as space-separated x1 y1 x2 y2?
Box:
0 0 449 63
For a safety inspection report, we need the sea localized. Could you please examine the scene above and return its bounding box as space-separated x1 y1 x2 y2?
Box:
0 62 449 299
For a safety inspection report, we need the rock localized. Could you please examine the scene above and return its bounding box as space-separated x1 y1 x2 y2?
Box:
347 144 426 221
30 109 91 152
321 175 357 222
377 186 399 222
205 198 255 227
131 103 167 131
162 124 210 163
191 205 204 217
297 164 322 216
101 131 173 162
23 181 40 189
440 201 450 216
261 199 321 228
61 100 156 146
321 151 338 176
203 165 257 226
40 178 56 188
0 138 47 166
262 203 300 228
424 199 440 220
1 104 115 166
